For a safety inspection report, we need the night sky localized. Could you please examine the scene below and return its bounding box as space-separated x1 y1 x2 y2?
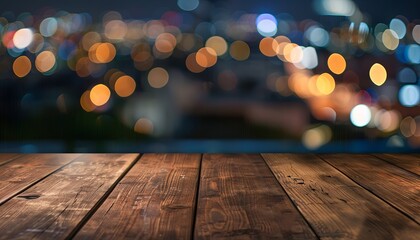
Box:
2 0 419 23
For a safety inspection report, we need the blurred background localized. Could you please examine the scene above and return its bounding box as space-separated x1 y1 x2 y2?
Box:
0 0 419 152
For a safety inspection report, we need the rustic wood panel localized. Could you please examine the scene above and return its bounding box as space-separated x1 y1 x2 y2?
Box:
195 154 316 240
374 154 420 175
262 154 420 240
0 154 80 205
0 154 21 166
320 154 420 224
75 154 201 240
0 154 139 240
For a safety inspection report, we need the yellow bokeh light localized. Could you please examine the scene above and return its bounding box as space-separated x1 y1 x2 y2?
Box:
316 73 336 95
229 41 250 61
382 29 399 51
206 36 228 56
327 53 346 75
186 53 205 73
148 67 169 88
259 37 277 57
369 63 387 86
13 56 31 78
80 90 96 112
115 75 136 97
90 84 111 106
89 43 116 63
155 33 177 53
196 47 217 68
35 51 56 73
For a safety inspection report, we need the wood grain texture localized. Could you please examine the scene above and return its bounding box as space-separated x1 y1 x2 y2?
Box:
321 154 420 224
262 154 420 240
75 154 201 240
374 154 420 175
0 154 138 240
195 154 316 240
0 154 80 205
0 154 21 166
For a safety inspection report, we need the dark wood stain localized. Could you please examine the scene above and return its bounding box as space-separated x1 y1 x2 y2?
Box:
262 154 420 240
194 154 317 239
0 154 138 239
75 154 201 240
321 154 420 224
0 154 81 204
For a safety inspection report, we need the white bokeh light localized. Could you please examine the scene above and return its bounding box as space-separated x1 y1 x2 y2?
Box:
350 104 371 127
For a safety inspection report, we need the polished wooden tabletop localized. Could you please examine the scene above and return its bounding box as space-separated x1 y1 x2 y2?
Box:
0 154 418 239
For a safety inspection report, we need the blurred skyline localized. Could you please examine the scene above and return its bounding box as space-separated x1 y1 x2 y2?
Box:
3 0 420 23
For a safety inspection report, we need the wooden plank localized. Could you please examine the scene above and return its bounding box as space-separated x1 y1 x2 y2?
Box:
262 154 420 239
194 154 317 240
75 154 201 240
0 154 139 239
374 154 420 175
0 154 80 205
321 154 420 224
0 154 21 166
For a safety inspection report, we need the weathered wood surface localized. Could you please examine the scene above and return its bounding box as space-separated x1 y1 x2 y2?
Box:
374 154 420 175
321 154 420 224
194 154 317 240
0 153 419 239
75 154 201 240
262 154 420 240
0 154 21 166
0 154 139 240
0 154 80 205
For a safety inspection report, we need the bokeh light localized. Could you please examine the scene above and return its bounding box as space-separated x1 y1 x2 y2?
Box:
80 90 96 112
134 118 154 134
148 67 169 88
259 37 277 57
13 56 31 78
39 18 58 37
205 36 228 56
302 125 332 149
196 47 217 67
177 0 199 11
13 28 33 49
90 84 111 106
35 51 56 73
230 41 250 61
389 18 406 39
316 73 335 95
256 14 277 37
382 29 399 51
89 43 116 63
115 75 136 97
327 53 346 75
186 53 205 73
369 63 387 86
350 104 371 127
399 85 420 107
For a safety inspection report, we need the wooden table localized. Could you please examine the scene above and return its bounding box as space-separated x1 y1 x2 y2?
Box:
0 154 418 239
